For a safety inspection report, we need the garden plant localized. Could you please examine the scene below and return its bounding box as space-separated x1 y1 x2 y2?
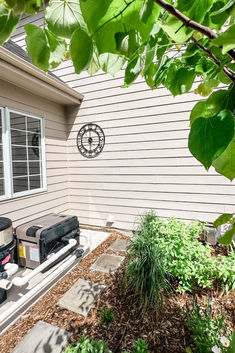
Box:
126 213 234 299
64 336 149 353
185 299 233 353
99 307 114 325
125 212 171 312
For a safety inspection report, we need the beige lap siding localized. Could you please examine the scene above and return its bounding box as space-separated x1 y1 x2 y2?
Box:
9 12 235 230
64 69 235 229
0 80 69 227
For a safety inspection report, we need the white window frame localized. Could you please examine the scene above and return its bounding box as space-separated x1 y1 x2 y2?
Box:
0 107 47 200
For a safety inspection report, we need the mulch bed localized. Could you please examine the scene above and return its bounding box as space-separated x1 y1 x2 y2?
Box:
0 228 234 353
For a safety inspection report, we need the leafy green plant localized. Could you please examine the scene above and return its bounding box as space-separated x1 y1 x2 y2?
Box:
122 338 150 353
64 336 112 353
64 337 149 353
99 307 114 325
125 213 171 312
151 217 235 293
214 214 235 246
185 299 232 353
132 338 150 353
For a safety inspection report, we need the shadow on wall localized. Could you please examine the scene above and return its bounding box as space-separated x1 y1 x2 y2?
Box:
64 104 82 139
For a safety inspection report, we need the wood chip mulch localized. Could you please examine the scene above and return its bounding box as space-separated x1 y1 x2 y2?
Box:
0 227 234 353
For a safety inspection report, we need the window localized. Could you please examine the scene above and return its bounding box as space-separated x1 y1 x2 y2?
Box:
0 108 46 199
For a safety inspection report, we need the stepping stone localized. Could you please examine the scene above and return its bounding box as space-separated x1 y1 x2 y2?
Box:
108 238 130 252
57 279 105 317
11 320 71 353
90 254 124 273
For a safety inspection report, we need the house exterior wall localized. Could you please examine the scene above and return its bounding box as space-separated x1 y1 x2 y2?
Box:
9 12 235 230
0 79 69 227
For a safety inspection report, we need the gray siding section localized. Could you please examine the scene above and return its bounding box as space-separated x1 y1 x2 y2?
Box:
9 13 235 229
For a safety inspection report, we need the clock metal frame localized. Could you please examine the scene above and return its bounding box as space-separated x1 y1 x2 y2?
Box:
76 123 105 158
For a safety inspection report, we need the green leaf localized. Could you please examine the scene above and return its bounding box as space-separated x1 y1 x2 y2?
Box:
140 0 154 24
6 0 42 14
115 30 140 58
212 24 235 54
144 45 155 73
161 15 193 43
4 0 26 13
156 29 171 61
213 213 233 228
230 331 235 353
206 90 228 114
208 0 233 29
44 29 67 69
87 57 99 76
25 0 42 14
144 62 157 88
80 0 161 54
190 101 211 126
226 84 235 114
213 136 235 180
0 4 20 45
70 28 93 73
155 57 174 87
188 109 235 170
177 0 213 23
25 25 67 71
25 24 50 71
45 0 86 38
124 54 144 87
194 83 213 97
218 224 235 246
211 0 235 16
167 68 195 96
98 53 125 76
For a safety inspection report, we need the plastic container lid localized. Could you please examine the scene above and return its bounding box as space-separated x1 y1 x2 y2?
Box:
0 218 12 231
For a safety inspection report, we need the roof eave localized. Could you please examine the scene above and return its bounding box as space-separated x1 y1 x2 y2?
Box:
0 46 83 105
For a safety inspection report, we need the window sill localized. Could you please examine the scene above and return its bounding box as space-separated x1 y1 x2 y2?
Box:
0 187 47 202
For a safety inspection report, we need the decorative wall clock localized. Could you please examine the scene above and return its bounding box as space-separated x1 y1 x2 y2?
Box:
76 123 105 158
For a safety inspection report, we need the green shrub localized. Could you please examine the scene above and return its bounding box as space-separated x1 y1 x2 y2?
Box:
125 213 171 312
132 338 150 353
151 217 235 293
185 299 232 353
122 338 149 353
64 336 112 353
99 307 114 324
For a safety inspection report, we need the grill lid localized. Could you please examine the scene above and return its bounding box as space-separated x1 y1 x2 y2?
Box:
0 218 13 248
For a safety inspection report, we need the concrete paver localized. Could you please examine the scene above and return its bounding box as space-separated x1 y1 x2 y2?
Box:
90 254 124 273
11 320 71 353
108 238 129 252
57 278 105 317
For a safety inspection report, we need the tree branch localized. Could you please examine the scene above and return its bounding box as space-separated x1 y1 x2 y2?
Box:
191 37 235 83
153 0 235 61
